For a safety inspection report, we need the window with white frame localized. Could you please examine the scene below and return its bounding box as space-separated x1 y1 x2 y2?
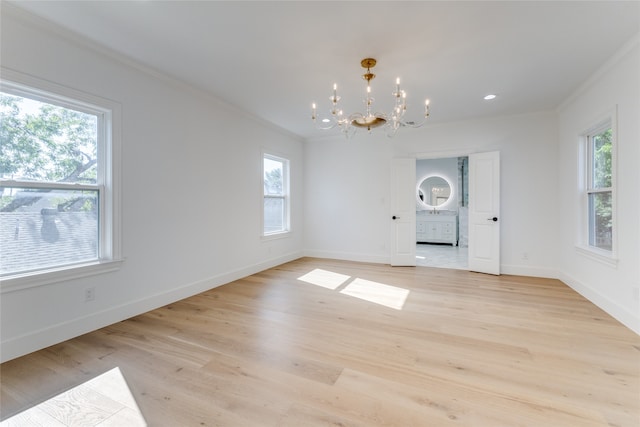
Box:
0 75 120 285
584 120 614 252
263 153 289 236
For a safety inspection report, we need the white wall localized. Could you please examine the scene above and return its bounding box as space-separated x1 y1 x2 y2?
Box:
305 111 560 278
557 37 640 334
0 8 304 362
304 136 395 264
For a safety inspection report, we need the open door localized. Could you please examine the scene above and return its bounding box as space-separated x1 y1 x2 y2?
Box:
390 158 416 266
468 151 500 275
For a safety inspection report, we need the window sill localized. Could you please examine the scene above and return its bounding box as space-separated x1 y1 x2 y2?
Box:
0 259 124 294
575 244 618 268
261 230 291 241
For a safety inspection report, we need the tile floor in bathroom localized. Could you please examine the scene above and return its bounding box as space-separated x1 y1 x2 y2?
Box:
415 243 468 270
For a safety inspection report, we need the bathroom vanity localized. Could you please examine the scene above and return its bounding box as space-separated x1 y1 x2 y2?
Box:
415 173 458 245
416 214 457 246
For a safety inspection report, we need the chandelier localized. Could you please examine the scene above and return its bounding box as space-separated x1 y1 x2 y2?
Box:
311 58 430 138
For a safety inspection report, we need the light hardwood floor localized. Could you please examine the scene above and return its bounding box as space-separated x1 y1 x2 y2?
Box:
1 258 639 426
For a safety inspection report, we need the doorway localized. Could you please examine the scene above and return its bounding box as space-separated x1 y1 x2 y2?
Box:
415 156 469 270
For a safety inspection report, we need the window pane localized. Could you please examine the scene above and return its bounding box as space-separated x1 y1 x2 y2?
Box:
591 128 612 189
588 191 612 251
264 197 284 233
0 93 98 184
0 187 99 275
264 158 283 195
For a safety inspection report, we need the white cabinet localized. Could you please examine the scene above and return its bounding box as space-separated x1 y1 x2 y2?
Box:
416 215 457 246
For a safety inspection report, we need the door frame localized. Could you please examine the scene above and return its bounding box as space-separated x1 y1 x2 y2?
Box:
412 149 499 273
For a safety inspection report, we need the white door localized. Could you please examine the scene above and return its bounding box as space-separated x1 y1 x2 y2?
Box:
468 151 500 275
390 158 416 266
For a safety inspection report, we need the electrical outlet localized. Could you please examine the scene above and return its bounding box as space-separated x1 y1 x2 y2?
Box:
85 287 95 302
522 252 529 261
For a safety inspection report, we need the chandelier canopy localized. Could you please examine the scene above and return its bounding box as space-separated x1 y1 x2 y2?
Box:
311 58 430 138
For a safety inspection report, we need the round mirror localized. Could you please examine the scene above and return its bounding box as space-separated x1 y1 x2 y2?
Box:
417 176 452 207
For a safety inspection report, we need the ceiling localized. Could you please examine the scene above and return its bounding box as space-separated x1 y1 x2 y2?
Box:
7 1 640 139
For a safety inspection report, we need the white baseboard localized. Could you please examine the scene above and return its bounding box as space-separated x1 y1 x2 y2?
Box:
304 251 560 279
558 271 640 335
500 263 559 279
0 251 303 363
303 250 390 265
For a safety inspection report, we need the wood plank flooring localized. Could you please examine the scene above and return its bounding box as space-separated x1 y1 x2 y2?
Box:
1 258 639 426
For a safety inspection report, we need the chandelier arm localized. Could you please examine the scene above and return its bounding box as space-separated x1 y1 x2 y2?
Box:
313 116 342 131
399 119 426 128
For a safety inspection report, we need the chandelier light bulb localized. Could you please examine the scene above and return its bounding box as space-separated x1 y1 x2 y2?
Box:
331 83 341 104
394 78 402 98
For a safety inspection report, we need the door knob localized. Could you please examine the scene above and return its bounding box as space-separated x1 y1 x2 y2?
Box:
487 217 498 222
392 215 400 220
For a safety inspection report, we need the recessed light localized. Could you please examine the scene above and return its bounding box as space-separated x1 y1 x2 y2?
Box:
484 94 497 100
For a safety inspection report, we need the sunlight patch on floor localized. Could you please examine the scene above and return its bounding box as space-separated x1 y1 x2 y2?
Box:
340 278 409 310
0 367 146 427
298 268 410 310
297 268 351 290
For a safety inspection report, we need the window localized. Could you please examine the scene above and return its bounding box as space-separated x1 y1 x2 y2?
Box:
584 120 614 253
263 153 289 236
1 73 120 288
